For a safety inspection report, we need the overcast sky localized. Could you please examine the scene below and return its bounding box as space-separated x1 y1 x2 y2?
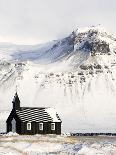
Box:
0 0 115 44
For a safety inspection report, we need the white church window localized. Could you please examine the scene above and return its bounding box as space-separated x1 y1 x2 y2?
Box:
51 123 55 130
27 123 31 130
39 123 43 130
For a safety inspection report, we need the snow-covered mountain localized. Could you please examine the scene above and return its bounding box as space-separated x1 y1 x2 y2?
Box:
1 25 116 133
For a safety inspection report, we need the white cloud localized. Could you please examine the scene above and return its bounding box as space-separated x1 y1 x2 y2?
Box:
0 0 115 44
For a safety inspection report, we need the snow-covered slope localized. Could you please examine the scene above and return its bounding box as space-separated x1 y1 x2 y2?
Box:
1 25 116 133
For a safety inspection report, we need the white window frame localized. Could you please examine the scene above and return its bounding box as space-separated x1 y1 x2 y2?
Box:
27 123 31 130
51 123 55 130
39 123 43 130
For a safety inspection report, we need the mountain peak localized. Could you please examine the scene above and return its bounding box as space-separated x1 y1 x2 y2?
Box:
0 26 116 132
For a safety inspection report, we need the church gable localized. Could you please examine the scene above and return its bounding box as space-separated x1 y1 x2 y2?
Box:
6 109 21 123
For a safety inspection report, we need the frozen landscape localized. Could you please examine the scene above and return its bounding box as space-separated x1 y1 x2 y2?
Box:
0 0 116 154
1 26 116 133
1 25 116 133
0 24 116 154
0 133 116 155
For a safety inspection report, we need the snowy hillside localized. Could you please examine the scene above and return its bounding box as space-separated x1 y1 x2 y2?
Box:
1 25 116 133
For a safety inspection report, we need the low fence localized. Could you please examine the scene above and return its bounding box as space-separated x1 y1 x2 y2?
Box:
71 133 116 136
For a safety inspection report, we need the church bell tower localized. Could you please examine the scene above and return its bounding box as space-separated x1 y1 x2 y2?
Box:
12 92 20 110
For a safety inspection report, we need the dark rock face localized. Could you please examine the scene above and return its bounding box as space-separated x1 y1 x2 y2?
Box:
75 29 110 56
91 40 110 56
80 41 93 52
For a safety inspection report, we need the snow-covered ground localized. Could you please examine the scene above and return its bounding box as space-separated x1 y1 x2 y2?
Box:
0 133 116 155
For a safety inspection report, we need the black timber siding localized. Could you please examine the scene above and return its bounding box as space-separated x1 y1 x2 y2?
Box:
20 122 61 135
6 109 61 135
6 109 21 134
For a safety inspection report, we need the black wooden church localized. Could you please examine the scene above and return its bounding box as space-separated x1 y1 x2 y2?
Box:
6 93 61 135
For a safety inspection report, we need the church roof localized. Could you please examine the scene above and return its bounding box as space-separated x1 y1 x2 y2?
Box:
16 107 61 122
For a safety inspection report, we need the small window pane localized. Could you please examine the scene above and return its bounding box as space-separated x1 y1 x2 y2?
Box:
27 123 31 130
39 123 43 130
51 123 55 130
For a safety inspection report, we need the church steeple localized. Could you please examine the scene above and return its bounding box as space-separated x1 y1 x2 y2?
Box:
12 92 20 110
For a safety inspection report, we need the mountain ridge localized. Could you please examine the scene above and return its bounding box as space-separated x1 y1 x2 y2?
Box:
0 25 116 133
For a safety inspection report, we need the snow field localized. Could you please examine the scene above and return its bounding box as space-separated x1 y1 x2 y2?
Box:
0 134 116 155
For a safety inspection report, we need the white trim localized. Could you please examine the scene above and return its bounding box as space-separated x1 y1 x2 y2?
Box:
27 123 31 130
39 123 43 130
51 123 55 130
